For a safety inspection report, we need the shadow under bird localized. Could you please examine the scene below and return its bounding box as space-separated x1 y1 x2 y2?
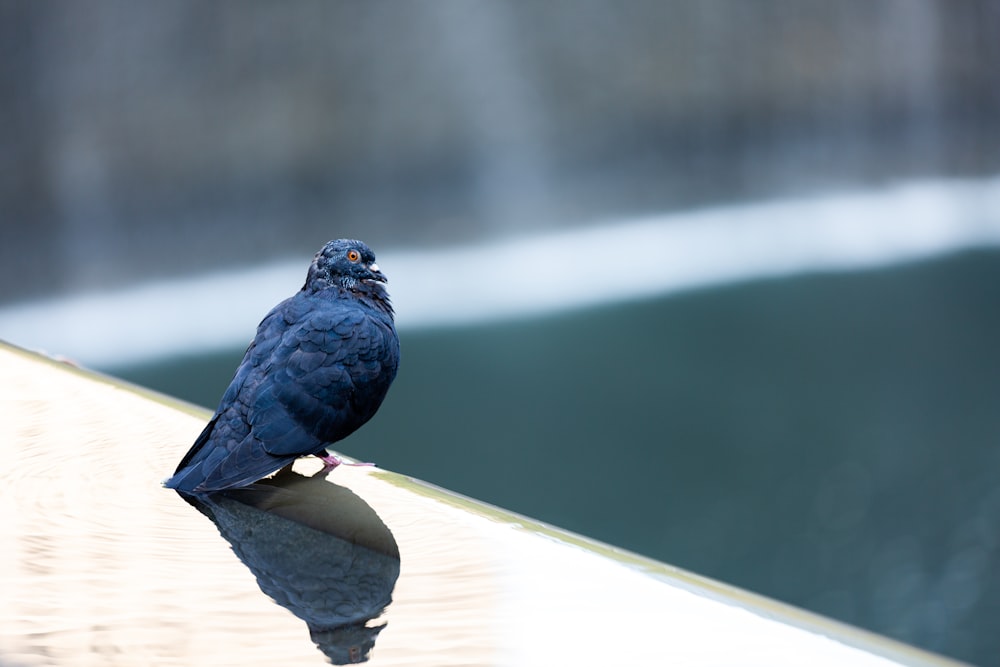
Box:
164 239 400 494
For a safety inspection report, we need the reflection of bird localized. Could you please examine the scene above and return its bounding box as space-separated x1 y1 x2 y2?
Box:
165 239 399 494
188 468 400 664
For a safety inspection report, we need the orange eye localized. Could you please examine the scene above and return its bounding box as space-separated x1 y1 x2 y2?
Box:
347 250 360 262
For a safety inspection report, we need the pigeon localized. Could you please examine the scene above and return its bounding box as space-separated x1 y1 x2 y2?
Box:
164 239 399 494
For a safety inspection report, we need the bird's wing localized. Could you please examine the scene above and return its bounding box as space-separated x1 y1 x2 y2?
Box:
164 304 292 492
165 298 397 493
164 354 299 493
249 305 398 457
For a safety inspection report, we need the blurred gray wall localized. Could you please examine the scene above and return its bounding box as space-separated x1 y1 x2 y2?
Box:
2 1 999 301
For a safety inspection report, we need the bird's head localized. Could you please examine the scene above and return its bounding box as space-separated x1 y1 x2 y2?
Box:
304 239 388 293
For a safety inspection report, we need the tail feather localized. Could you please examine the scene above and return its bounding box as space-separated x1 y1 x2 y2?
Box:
164 417 298 494
164 449 298 494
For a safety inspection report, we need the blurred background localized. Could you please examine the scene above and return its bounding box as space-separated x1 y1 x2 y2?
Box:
2 1 1000 663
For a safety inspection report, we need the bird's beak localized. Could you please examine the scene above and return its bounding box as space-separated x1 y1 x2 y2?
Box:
367 263 387 283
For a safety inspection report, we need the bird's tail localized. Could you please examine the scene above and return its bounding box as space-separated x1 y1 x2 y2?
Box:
163 417 298 494
165 448 298 494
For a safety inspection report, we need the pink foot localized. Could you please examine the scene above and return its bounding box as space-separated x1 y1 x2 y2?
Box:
317 453 375 469
318 453 342 469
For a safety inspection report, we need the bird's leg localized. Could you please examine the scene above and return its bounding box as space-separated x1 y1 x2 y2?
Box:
318 453 343 469
317 452 375 469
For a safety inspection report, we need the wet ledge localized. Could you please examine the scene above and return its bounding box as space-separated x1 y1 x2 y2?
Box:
0 340 964 666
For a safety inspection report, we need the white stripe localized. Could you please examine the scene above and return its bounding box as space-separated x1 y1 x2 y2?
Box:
3 175 1000 368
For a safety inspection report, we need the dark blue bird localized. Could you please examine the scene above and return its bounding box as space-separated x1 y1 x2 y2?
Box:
165 239 399 494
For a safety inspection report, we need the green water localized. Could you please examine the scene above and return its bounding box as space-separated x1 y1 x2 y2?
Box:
114 248 1000 664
